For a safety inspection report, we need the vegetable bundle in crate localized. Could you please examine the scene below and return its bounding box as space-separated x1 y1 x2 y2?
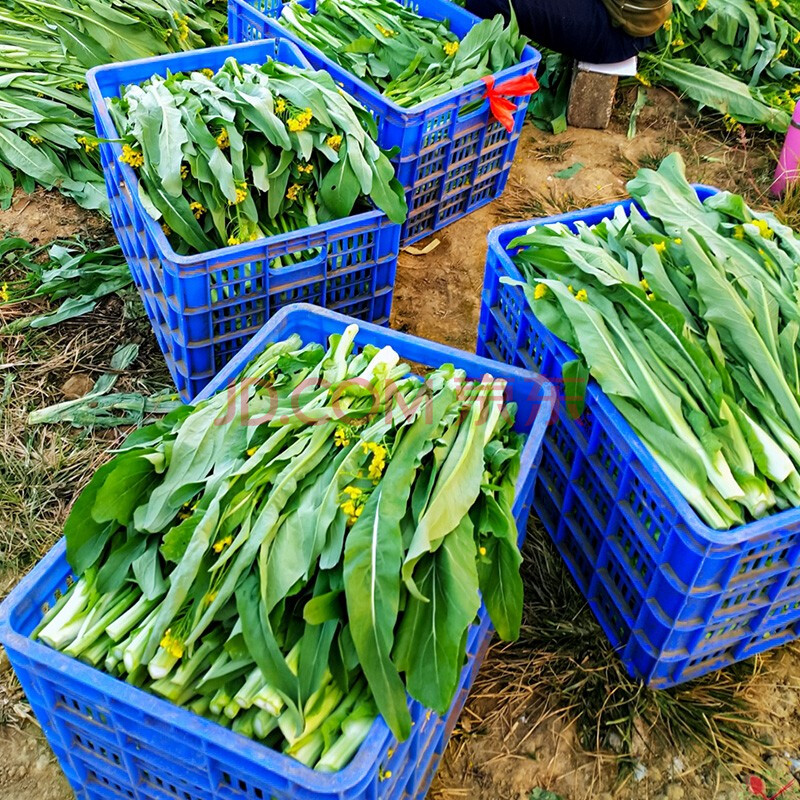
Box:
88 39 407 402
228 0 541 245
478 153 800 688
0 305 554 800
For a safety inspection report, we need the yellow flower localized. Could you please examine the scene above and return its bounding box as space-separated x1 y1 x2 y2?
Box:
696 0 707 9
229 182 247 205
753 218 774 238
770 0 779 6
159 629 184 659
71 82 85 90
29 134 43 145
567 284 575 295
362 441 387 480
161 223 171 236
376 23 396 37
287 108 313 133
733 225 745 240
326 134 343 152
654 241 666 254
213 535 233 554
119 143 144 168
379 769 393 782
0 283 8 303
334 426 351 447
204 591 218 605
663 19 672 30
286 183 302 202
533 283 548 300
646 292 656 302
673 238 682 245
575 288 588 303
246 446 258 456
216 128 230 149
227 235 241 246
443 40 459 57
639 278 650 291
275 97 287 114
343 486 363 499
190 201 205 219
298 162 314 174
673 37 684 47
778 49 789 60
200 68 214 78
181 164 189 180
794 32 800 44
479 546 487 557
636 73 651 87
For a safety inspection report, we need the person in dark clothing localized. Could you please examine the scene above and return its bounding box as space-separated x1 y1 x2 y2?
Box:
464 0 671 64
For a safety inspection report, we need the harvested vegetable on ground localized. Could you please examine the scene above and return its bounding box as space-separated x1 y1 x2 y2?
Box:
0 0 226 210
508 152 800 530
108 57 407 255
35 324 524 767
276 0 529 107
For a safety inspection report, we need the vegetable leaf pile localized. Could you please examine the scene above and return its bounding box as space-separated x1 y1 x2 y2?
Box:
509 152 800 529
108 57 407 255
36 325 524 769
278 0 529 108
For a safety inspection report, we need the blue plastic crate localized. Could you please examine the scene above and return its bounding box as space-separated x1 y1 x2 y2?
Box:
477 188 800 688
227 0 541 246
0 304 555 800
87 39 402 402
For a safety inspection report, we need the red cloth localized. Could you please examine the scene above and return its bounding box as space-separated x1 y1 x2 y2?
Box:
482 74 540 132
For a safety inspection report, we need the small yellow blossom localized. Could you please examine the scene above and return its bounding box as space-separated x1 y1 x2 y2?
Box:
119 143 144 168
334 426 351 447
376 23 396 37
379 769 393 782
181 164 189 180
71 82 85 90
443 40 459 57
229 182 247 206
288 108 313 133
479 546 487 556
673 238 682 245
778 48 789 60
663 19 672 30
647 292 656 302
753 218 774 238
326 134 343 151
567 284 575 295
246 446 258 456
213 535 233 554
575 288 588 303
733 226 745 240
696 0 707 9
770 0 779 6
161 223 171 236
794 32 800 44
204 591 218 605
216 128 230 149
533 283 548 300
673 37 685 47
343 486 363 499
29 134 43 145
200 68 214 78
190 201 205 219
654 241 667 254
275 97 287 114
228 235 241 246
298 162 314 174
639 278 650 291
160 629 184 659
636 73 651 87
362 441 387 480
286 183 302 202
0 283 8 303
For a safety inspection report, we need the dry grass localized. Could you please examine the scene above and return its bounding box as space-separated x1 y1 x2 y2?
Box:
469 524 770 785
495 178 604 223
775 180 800 229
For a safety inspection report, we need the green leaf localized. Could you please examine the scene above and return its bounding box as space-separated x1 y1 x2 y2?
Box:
477 533 522 641
553 162 583 180
0 128 61 186
92 453 159 526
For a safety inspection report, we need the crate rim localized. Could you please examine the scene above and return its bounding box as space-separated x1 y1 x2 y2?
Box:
486 184 800 546
229 0 542 119
86 38 396 270
0 304 556 792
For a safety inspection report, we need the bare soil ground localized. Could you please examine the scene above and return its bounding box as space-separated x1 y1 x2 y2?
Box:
1 86 798 800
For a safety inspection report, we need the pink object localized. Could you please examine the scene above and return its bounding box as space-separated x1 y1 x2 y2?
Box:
772 101 800 195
